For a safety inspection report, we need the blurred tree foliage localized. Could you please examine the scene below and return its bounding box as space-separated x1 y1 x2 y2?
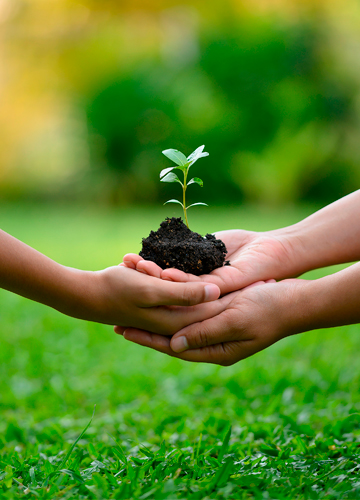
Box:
1 0 360 205
87 16 359 205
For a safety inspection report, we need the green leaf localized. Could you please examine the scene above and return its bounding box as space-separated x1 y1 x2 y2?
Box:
162 149 188 166
160 166 176 178
208 457 233 490
187 177 203 187
139 445 154 458
218 426 231 462
29 467 37 487
4 465 13 488
160 172 183 185
187 145 209 166
186 202 208 209
259 445 279 457
164 199 184 207
59 469 85 483
110 436 128 465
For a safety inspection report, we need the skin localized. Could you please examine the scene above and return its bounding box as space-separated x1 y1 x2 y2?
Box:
122 189 360 295
0 229 221 334
119 190 360 364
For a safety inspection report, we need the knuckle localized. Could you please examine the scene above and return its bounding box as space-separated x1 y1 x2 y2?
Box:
182 285 201 306
194 327 210 348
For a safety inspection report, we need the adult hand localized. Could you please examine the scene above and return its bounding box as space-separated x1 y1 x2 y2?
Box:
116 278 308 365
124 191 360 294
122 228 299 295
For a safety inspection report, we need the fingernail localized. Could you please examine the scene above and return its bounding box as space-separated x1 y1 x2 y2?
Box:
171 336 189 353
204 284 219 302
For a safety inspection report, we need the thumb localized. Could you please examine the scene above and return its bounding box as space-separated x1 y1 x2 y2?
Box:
150 281 220 307
169 297 235 352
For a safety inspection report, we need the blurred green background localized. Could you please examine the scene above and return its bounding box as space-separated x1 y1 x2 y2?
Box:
1 0 360 207
2 4 360 496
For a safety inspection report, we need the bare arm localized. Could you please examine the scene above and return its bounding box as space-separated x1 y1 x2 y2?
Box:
273 189 360 274
0 229 221 332
0 229 88 317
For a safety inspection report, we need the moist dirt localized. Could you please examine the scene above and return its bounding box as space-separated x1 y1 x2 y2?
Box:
139 217 229 275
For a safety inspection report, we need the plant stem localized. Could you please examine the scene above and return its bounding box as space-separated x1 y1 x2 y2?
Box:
183 167 189 228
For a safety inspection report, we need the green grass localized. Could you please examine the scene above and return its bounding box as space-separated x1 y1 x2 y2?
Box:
1 202 360 499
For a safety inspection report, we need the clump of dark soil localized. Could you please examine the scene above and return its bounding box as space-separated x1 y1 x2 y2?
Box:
139 217 228 275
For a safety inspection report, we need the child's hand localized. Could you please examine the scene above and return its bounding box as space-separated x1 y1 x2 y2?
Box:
77 266 222 335
117 279 309 365
0 229 221 333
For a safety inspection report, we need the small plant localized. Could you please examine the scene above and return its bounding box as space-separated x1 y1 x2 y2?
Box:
140 145 227 274
160 145 209 228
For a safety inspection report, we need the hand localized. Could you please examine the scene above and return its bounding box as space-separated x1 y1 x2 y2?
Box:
122 229 298 294
117 279 308 365
81 266 222 335
0 229 221 331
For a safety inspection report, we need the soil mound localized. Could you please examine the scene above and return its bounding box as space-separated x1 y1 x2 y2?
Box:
139 217 228 275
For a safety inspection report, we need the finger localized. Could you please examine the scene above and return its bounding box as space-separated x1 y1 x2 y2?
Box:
169 342 241 365
161 268 200 282
123 328 241 365
213 229 246 255
161 265 242 296
169 308 237 352
243 280 267 290
135 289 230 336
123 329 172 351
136 259 163 278
123 253 144 269
114 325 125 335
147 281 220 307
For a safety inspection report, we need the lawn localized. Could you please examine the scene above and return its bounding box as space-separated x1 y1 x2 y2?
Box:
1 202 360 499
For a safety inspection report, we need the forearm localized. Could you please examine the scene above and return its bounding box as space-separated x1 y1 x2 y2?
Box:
291 262 360 333
272 190 360 273
0 229 95 318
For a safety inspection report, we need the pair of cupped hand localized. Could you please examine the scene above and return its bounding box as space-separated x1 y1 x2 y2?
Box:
116 229 304 366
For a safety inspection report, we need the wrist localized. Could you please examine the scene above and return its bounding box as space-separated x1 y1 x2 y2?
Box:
283 273 354 335
301 264 360 330
276 278 323 336
268 223 321 277
269 193 360 272
49 266 100 322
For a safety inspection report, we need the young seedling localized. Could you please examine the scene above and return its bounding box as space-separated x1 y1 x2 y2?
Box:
160 145 209 228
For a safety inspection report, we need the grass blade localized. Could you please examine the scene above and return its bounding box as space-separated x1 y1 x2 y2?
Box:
218 426 231 462
43 405 96 486
208 457 233 491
